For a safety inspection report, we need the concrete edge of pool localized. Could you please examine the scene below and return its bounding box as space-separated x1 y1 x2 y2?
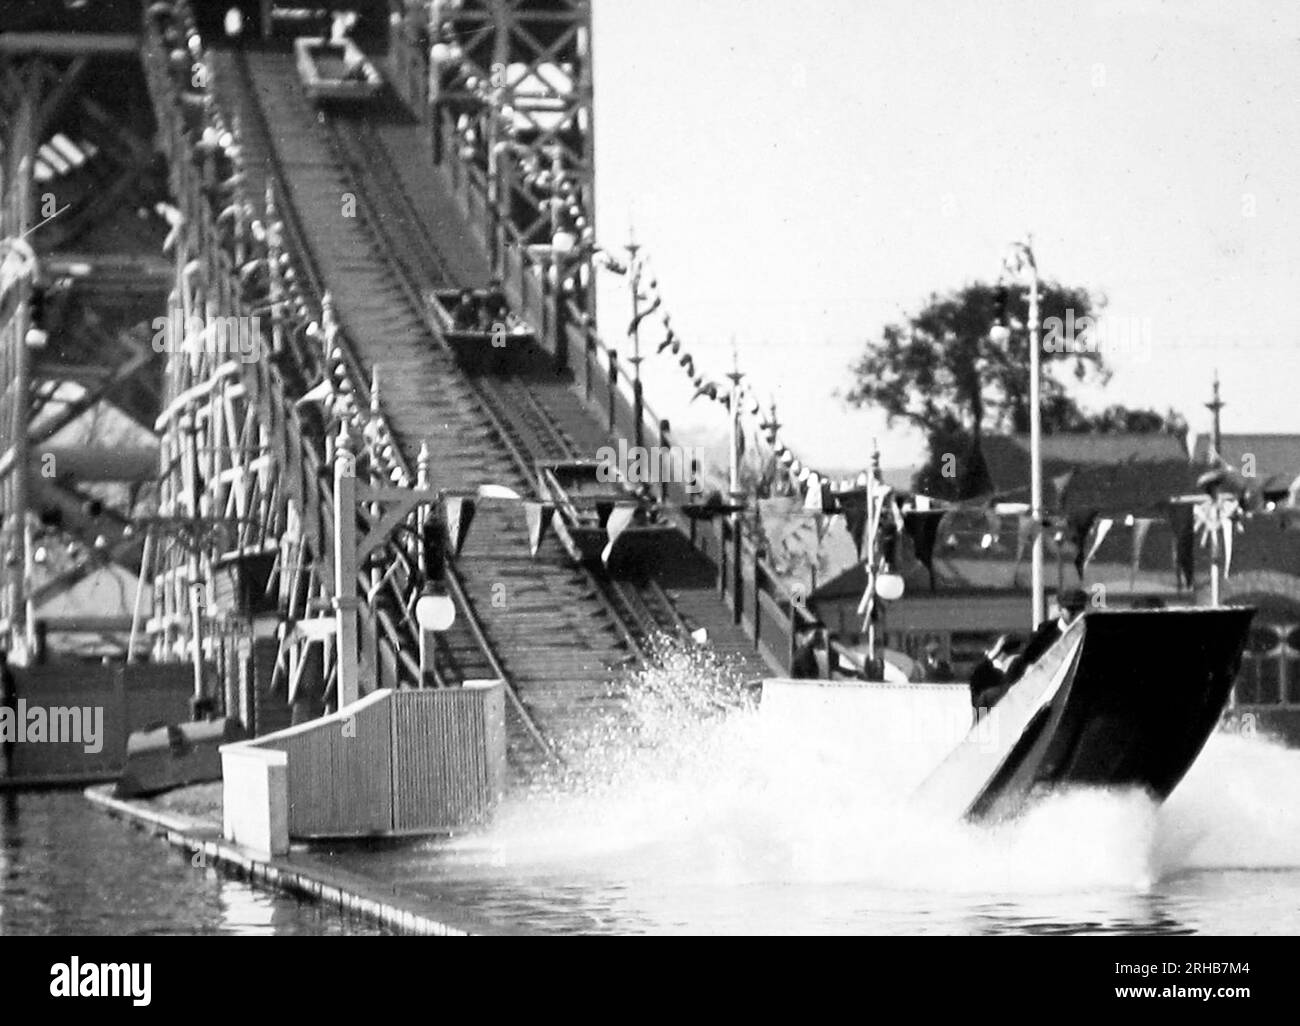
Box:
82 786 513 937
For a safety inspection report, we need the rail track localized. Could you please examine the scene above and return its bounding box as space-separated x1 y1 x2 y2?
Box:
213 48 771 776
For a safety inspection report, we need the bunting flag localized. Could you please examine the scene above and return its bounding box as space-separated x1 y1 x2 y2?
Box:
601 504 638 565
627 294 662 336
295 378 332 407
595 500 614 528
442 495 477 557
1068 510 1099 579
803 473 824 513
1084 516 1115 568
902 510 946 591
1129 517 1156 590
983 508 1002 550
840 493 868 558
1169 504 1195 589
1052 468 1075 503
1220 502 1244 577
523 501 554 557
1014 513 1040 565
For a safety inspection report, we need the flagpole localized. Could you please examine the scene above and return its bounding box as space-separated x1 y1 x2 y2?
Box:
994 239 1045 627
1027 241 1045 628
864 439 880 667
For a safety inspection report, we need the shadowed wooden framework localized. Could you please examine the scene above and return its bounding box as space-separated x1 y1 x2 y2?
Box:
0 29 169 658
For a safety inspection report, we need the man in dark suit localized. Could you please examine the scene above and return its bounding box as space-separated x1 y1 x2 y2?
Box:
969 635 1022 719
1003 588 1088 687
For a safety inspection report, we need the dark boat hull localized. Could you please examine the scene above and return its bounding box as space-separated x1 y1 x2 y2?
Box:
915 607 1253 822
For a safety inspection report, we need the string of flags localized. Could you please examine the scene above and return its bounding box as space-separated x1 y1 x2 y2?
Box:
595 241 835 493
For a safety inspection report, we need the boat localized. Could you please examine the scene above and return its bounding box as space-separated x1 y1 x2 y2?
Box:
116 717 247 799
537 459 677 577
764 604 1253 823
426 287 536 371
918 605 1252 821
294 37 383 102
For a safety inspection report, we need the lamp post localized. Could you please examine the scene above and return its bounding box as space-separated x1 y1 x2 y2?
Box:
626 233 644 450
993 238 1045 628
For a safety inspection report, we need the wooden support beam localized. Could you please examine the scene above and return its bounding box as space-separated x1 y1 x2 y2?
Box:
36 55 89 136
32 445 159 482
0 34 140 57
37 614 135 632
29 347 154 446
45 252 173 282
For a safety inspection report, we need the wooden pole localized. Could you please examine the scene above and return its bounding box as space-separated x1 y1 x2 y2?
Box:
1026 241 1045 629
127 527 154 662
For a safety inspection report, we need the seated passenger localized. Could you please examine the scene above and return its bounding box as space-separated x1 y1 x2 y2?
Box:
969 634 1022 718
341 57 369 83
1002 588 1088 687
480 278 509 330
451 289 480 331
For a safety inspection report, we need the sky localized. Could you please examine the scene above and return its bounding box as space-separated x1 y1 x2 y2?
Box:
588 0 1300 477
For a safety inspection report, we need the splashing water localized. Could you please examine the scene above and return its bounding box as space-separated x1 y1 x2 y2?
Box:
334 640 1300 932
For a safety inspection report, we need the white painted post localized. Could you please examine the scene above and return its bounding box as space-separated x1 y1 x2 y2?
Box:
333 424 361 708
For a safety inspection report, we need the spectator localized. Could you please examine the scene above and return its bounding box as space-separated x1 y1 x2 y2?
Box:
919 639 954 682
791 627 829 680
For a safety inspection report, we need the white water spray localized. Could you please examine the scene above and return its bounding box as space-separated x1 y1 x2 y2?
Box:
437 640 1300 931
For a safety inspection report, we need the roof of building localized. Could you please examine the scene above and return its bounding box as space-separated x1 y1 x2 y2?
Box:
979 433 1197 514
1192 433 1300 486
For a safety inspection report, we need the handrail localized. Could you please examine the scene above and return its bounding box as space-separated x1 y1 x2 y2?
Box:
139 24 487 698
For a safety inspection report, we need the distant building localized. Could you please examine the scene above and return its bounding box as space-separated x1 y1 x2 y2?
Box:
810 432 1300 744
1192 432 1300 497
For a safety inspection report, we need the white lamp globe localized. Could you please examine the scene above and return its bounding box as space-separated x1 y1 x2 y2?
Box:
415 591 456 632
875 573 905 602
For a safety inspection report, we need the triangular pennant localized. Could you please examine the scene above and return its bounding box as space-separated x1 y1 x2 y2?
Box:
983 507 1003 550
601 504 638 565
1222 513 1235 578
523 501 554 557
1014 513 1039 565
1130 516 1155 589
595 500 614 528
443 495 477 556
1169 504 1195 589
1052 469 1075 503
840 493 868 558
295 378 332 407
902 510 946 591
1084 517 1114 568
1068 509 1099 579
803 473 824 513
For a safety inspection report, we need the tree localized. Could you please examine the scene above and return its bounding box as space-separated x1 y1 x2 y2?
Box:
844 281 1181 498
